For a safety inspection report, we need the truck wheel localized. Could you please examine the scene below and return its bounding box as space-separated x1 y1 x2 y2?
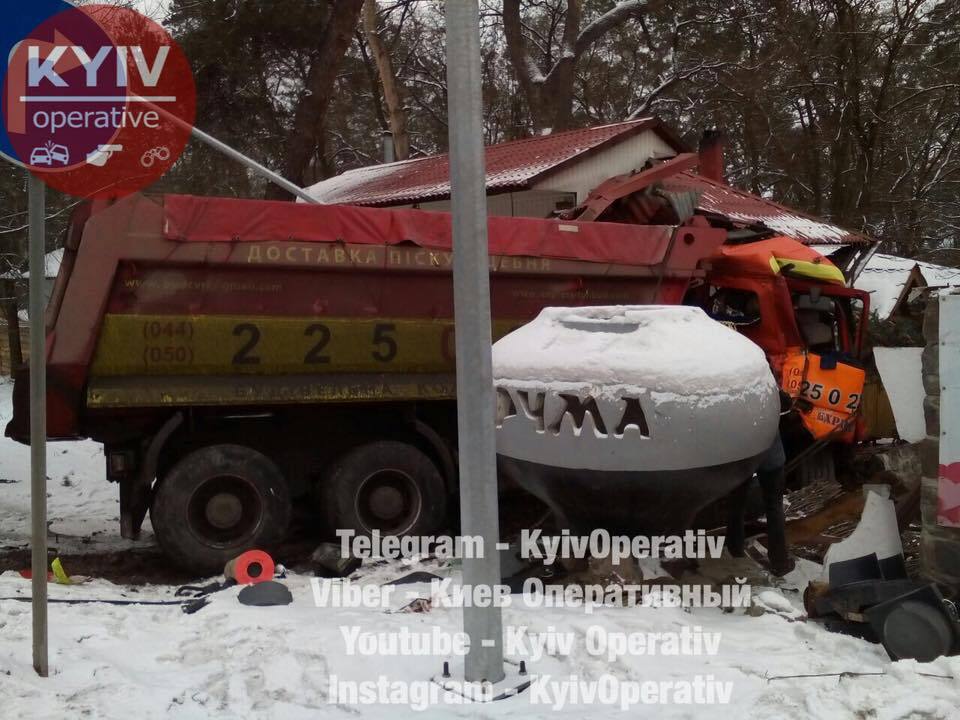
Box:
320 441 446 538
151 444 291 573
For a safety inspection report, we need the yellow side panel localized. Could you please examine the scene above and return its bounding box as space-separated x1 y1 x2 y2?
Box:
91 314 522 377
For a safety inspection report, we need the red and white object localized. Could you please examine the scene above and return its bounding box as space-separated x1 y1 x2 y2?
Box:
224 550 275 585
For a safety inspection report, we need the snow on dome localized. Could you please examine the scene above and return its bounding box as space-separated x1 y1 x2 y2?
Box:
493 305 779 479
492 305 775 401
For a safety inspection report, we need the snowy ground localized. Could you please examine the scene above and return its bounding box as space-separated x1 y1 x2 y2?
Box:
1 378 959 719
0 380 153 553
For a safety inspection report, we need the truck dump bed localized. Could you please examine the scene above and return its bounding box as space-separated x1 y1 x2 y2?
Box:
7 193 724 442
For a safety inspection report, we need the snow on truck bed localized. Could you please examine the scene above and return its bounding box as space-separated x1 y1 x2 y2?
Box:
2 380 959 719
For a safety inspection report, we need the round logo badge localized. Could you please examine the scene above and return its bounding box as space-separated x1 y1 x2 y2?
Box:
2 2 196 198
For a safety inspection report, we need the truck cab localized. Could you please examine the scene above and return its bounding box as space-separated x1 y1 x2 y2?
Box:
689 237 871 484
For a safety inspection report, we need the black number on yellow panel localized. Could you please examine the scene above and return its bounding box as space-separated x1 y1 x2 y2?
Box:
304 323 332 364
232 323 261 365
372 323 398 362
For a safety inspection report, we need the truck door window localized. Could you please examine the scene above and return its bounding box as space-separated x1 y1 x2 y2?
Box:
793 292 838 353
706 287 761 328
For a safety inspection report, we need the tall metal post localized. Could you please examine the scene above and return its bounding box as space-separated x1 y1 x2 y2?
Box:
28 173 48 677
131 96 321 204
444 0 504 684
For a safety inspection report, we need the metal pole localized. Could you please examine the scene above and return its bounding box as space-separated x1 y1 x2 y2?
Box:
187 124 319 204
130 95 320 204
444 0 504 684
28 172 48 677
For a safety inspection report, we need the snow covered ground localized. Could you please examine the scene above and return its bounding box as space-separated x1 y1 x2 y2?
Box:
0 379 151 553
1 378 959 719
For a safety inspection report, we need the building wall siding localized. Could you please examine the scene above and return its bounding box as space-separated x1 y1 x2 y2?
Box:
533 130 677 202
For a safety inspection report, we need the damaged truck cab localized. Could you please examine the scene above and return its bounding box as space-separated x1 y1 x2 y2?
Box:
694 238 870 483
566 159 872 487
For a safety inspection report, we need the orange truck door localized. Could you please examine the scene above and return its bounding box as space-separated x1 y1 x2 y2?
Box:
781 350 865 441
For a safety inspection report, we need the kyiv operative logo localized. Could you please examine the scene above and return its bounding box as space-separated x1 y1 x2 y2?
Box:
1 2 195 197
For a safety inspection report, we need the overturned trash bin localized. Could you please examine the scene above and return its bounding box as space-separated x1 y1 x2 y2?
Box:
493 306 780 534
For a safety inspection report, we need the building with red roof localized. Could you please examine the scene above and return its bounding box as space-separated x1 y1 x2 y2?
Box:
304 118 870 253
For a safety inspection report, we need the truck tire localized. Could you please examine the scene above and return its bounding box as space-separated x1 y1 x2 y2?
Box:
151 444 291 573
320 440 446 539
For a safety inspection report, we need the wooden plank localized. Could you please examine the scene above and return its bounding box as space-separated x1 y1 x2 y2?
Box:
0 321 29 377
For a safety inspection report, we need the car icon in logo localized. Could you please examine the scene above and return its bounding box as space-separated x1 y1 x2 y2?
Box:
30 143 70 166
30 147 53 165
47 143 69 164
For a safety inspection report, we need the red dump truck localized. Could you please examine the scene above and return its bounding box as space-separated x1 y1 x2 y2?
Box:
6 190 869 571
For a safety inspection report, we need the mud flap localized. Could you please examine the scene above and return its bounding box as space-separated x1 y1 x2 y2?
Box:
119 476 152 539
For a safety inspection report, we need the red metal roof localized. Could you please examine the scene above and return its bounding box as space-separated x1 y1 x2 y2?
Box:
663 172 867 245
306 118 677 206
305 119 868 246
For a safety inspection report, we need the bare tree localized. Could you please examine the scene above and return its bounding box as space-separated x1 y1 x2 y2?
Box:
1 280 23 371
363 0 410 160
503 0 662 132
269 0 365 198
140 0 960 256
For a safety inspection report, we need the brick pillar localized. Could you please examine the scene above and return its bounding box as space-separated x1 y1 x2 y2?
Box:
920 292 960 591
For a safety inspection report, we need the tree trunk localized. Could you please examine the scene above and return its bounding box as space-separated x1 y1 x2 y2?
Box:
503 0 581 132
541 0 581 132
2 281 23 371
268 0 364 198
502 0 544 133
363 0 409 160
503 0 650 134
